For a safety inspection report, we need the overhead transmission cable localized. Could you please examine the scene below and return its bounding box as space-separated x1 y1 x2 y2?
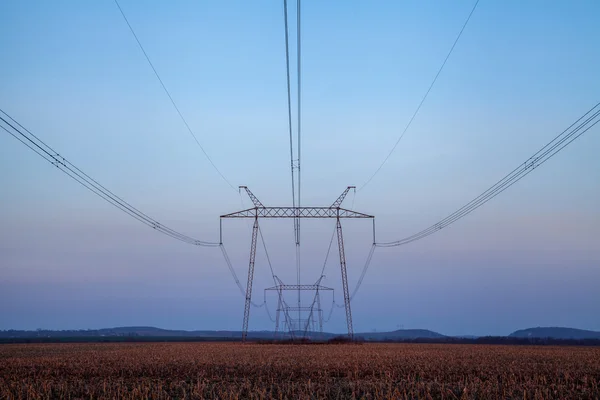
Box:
305 226 336 324
328 250 378 309
283 0 300 282
283 0 303 330
348 103 599 301
236 185 286 313
303 284 320 337
0 109 219 247
258 225 278 282
220 244 263 308
1 109 269 305
296 0 302 225
323 295 336 323
113 0 236 191
349 244 376 300
376 102 600 248
258 225 294 333
283 0 297 229
358 0 480 191
295 0 303 334
309 221 376 320
318 226 337 279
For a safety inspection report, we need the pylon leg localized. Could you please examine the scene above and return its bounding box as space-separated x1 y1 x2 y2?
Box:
274 286 283 340
274 307 280 339
336 217 354 339
242 216 259 342
316 290 323 339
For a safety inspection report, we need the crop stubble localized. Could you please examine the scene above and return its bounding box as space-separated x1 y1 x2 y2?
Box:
1 343 599 399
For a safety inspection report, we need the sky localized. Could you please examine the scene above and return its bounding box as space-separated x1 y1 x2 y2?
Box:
1 0 599 337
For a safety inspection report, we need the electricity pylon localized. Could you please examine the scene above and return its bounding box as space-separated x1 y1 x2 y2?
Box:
265 275 332 339
220 186 375 342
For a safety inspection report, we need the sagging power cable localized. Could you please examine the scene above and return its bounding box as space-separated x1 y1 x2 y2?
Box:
359 0 481 191
0 109 219 247
377 102 600 247
113 0 236 191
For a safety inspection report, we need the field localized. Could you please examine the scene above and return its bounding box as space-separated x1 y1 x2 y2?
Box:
1 343 599 399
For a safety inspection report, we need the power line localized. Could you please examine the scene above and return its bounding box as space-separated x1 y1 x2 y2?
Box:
376 102 600 247
296 0 302 222
240 189 284 310
240 193 281 283
283 0 296 218
282 0 303 327
113 0 236 191
258 225 291 328
282 0 302 319
222 191 272 308
231 192 281 310
0 109 220 247
258 225 278 282
219 244 248 298
318 226 337 279
358 0 480 191
3 108 266 306
304 225 337 323
303 285 320 337
349 244 376 300
310 229 375 304
296 0 303 334
283 0 300 249
219 244 263 308
323 295 336 323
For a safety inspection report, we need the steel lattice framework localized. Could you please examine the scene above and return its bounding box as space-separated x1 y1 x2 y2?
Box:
220 186 375 341
265 276 333 339
221 207 373 219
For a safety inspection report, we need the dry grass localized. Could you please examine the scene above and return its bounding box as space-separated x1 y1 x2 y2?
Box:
1 342 599 399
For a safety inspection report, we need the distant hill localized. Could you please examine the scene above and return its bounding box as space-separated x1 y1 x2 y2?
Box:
510 327 600 340
7 327 600 341
0 327 444 340
357 329 445 340
4 327 600 345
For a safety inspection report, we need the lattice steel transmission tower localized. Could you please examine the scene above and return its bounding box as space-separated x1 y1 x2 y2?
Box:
264 275 332 339
220 186 375 342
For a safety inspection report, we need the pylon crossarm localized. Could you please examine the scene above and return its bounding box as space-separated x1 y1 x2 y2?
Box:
265 284 334 291
277 306 320 312
221 207 373 219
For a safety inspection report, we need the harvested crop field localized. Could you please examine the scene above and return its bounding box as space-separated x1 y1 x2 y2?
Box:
1 343 599 399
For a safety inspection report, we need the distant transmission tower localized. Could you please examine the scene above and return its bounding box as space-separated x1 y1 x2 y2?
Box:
220 186 375 342
265 275 332 339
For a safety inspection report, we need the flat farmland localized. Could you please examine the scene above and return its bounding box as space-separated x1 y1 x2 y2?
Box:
1 342 599 399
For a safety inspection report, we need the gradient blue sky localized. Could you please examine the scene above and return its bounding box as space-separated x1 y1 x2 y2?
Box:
1 0 599 336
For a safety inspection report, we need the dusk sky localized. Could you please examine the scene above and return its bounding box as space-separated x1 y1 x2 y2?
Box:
1 0 599 337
